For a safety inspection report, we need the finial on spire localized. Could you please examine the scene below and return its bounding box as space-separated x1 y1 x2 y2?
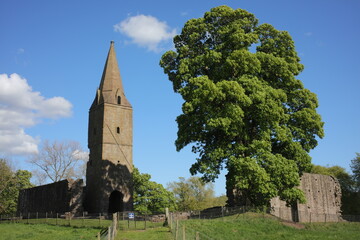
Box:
110 40 115 45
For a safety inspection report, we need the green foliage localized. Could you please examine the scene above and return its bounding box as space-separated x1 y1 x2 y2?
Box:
167 176 227 211
133 167 177 214
351 153 360 191
0 159 33 215
160 5 324 206
349 153 360 214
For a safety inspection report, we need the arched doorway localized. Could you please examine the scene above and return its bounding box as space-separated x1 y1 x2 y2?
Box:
108 190 123 213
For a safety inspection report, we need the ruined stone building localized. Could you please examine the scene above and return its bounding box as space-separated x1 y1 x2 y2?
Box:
227 173 342 222
17 42 342 222
85 41 133 213
18 41 133 214
18 179 84 214
270 173 342 222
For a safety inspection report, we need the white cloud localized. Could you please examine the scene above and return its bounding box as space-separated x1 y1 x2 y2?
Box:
305 32 313 37
0 73 72 155
17 48 25 54
72 149 89 161
114 14 176 52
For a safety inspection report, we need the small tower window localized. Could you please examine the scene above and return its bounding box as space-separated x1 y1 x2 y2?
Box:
117 96 121 104
117 127 120 134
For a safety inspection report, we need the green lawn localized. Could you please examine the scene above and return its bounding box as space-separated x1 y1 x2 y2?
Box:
1 218 112 228
0 219 169 240
0 223 99 240
175 212 360 240
117 219 164 230
3 213 358 240
116 227 172 240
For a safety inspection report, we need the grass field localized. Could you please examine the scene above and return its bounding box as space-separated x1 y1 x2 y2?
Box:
0 223 99 240
1 217 164 230
0 219 168 240
176 212 360 240
116 227 172 240
0 218 112 228
2 213 360 240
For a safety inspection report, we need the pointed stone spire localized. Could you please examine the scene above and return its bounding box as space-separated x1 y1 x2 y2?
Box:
92 41 131 108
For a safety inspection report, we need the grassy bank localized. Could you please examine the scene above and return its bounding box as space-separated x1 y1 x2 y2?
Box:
177 212 360 240
0 223 99 240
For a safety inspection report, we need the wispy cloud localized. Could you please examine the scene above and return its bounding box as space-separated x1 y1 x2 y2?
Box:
304 32 313 37
0 73 72 155
17 48 25 54
114 14 176 52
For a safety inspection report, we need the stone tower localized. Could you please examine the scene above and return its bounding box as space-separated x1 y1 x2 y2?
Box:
85 41 133 213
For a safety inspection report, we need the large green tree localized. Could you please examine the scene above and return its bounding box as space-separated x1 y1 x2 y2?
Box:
133 167 177 214
0 159 33 215
167 176 226 211
160 6 324 206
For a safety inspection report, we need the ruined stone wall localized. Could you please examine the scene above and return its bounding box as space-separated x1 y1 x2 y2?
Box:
270 173 342 222
17 179 84 214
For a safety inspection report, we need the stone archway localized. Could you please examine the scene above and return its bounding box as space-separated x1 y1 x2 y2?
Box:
108 190 123 213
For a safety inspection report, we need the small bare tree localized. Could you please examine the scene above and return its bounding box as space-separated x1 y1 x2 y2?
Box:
29 140 88 184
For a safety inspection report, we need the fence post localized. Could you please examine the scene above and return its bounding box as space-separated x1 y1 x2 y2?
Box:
108 226 111 240
36 212 38 223
56 213 58 225
97 232 100 240
45 212 47 223
99 213 101 228
196 231 200 240
27 213 30 224
182 224 186 240
175 220 179 240
114 213 118 237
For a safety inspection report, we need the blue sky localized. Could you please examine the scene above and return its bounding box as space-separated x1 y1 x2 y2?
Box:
1 0 359 195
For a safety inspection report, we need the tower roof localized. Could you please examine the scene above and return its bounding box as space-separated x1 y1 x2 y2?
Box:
91 41 131 108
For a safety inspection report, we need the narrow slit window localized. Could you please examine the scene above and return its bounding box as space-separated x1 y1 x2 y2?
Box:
117 96 121 104
117 127 120 134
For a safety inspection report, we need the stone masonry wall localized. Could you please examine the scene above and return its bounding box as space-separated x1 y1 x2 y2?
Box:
270 173 342 222
17 179 84 214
